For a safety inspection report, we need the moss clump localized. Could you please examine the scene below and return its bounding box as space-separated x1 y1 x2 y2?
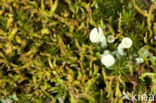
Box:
0 0 155 102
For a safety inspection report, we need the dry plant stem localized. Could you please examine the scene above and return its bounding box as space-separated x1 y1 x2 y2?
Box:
41 0 58 17
41 0 45 11
144 32 148 43
118 13 123 35
132 0 155 38
147 4 155 38
116 13 123 39
132 0 148 17
102 69 114 98
64 0 71 4
50 0 58 16
107 14 123 39
107 24 116 36
126 75 138 103
133 85 136 103
0 10 4 16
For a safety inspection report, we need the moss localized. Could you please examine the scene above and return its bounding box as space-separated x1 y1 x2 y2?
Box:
0 0 155 102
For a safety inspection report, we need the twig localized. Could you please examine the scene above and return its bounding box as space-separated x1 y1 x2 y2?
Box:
132 0 148 17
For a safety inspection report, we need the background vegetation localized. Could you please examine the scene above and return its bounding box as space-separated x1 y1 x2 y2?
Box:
0 0 155 103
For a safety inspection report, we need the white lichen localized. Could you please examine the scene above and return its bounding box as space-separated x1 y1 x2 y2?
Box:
117 43 126 56
100 35 107 48
89 27 107 48
120 37 132 48
107 35 115 43
101 53 115 68
135 57 144 64
117 37 132 56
